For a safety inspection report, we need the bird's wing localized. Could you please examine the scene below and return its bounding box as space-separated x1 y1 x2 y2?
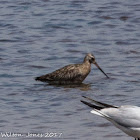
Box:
45 64 82 81
102 106 140 128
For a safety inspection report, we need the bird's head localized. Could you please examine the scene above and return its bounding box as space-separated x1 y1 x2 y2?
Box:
84 53 109 78
84 53 96 64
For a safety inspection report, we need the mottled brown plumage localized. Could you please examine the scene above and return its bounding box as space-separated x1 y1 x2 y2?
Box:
35 53 109 84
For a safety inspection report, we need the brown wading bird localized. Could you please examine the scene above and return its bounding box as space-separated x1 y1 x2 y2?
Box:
35 53 109 84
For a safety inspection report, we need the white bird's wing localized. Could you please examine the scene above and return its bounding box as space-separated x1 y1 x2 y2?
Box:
102 106 140 128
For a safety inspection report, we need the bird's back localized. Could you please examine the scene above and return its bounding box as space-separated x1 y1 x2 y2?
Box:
35 63 91 84
102 106 140 128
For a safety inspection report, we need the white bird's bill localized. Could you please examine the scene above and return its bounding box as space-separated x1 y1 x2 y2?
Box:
81 96 140 140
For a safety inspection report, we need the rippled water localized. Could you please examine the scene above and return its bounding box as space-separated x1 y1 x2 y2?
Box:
0 0 140 140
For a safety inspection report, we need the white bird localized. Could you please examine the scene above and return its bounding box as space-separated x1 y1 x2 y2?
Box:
81 96 140 140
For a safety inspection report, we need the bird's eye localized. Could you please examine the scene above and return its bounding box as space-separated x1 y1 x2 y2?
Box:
91 58 94 61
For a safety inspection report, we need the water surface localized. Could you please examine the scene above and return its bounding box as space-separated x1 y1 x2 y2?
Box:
0 0 140 140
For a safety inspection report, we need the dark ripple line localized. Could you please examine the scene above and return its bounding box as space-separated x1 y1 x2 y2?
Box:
0 39 19 43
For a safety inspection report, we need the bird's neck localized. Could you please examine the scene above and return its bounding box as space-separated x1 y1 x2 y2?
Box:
80 61 91 76
82 60 91 68
83 60 90 65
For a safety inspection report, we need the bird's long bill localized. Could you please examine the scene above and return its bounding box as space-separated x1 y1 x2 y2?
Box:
94 62 109 78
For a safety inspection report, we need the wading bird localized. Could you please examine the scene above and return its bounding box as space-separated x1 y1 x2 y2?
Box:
35 53 109 84
81 96 140 140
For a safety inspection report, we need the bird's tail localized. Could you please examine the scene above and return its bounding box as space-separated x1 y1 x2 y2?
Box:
81 96 118 123
81 100 106 117
81 100 103 110
82 96 118 108
35 77 40 81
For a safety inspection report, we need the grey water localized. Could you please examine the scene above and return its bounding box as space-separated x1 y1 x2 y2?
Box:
0 0 140 140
